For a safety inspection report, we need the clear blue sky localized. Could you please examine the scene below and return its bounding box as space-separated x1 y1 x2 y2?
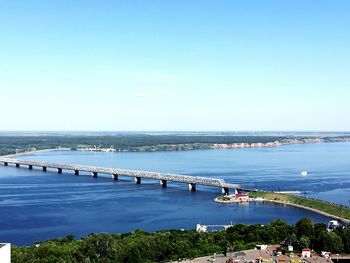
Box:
0 0 349 131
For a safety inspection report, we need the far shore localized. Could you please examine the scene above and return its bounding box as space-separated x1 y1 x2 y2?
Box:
1 138 349 158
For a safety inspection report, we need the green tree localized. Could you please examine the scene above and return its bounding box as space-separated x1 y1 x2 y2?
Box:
299 236 310 249
295 218 314 239
321 232 344 253
76 233 118 262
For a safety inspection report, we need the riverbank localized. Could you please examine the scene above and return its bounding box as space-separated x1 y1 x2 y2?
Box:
252 192 350 223
3 139 349 157
262 198 350 223
1 134 349 156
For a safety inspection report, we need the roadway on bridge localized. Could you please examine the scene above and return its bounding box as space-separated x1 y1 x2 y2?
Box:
0 157 239 193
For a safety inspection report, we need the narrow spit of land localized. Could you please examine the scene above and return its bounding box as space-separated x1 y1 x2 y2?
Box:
216 192 350 223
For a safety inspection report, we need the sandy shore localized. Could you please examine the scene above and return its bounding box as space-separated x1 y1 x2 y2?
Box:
2 148 70 158
210 138 325 149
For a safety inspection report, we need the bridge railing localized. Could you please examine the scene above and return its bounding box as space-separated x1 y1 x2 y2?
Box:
0 157 240 189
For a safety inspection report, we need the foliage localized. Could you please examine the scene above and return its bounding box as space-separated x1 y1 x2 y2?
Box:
11 218 350 263
1 134 349 156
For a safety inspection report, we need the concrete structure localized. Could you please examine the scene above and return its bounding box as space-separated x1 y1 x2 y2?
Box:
0 243 11 263
0 157 239 193
196 224 234 232
160 179 167 187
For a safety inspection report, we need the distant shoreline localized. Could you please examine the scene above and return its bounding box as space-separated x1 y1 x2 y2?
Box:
1 138 350 157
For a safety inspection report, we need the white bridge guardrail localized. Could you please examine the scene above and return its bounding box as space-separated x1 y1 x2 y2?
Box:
0 157 240 189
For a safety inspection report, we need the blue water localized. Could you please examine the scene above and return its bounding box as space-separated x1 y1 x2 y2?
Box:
0 142 349 245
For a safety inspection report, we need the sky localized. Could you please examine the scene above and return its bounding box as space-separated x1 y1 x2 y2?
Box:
0 0 349 131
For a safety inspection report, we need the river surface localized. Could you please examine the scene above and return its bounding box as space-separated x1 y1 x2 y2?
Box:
0 142 349 245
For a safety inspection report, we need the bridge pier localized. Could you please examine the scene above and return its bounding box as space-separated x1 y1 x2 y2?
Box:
188 183 196 192
221 187 229 195
135 177 141 184
92 172 98 178
112 174 118 180
74 170 79 176
160 179 167 187
42 166 47 172
15 163 20 168
4 162 8 166
28 165 33 170
57 168 62 174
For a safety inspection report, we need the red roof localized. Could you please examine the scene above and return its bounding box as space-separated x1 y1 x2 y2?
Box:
236 193 248 197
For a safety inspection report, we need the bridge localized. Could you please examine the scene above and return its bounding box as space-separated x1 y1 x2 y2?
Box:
0 157 239 194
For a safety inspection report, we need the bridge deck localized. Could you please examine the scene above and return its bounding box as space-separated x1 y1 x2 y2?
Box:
0 157 239 189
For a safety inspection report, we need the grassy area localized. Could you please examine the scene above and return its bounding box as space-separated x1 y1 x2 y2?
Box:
251 192 350 220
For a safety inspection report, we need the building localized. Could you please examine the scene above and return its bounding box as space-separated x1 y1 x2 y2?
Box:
256 244 268 250
0 243 11 263
327 220 339 232
302 249 311 258
235 193 249 201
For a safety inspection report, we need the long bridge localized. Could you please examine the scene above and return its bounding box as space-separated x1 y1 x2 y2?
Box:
0 157 239 194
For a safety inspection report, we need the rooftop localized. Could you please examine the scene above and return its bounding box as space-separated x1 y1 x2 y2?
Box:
169 245 334 263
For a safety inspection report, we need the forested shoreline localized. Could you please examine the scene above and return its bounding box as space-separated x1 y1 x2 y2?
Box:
11 218 350 263
1 134 349 156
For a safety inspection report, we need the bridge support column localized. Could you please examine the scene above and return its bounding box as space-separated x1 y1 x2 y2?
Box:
112 174 118 180
42 166 47 172
4 162 8 166
74 170 79 176
135 177 141 184
57 168 62 174
160 180 167 187
188 183 196 192
221 187 229 195
28 165 33 170
15 163 20 168
92 172 98 178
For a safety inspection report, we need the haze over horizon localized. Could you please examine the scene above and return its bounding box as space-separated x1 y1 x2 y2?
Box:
1 0 349 131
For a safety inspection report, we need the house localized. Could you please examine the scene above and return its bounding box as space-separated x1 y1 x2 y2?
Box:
235 193 249 201
302 249 311 258
256 244 268 250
